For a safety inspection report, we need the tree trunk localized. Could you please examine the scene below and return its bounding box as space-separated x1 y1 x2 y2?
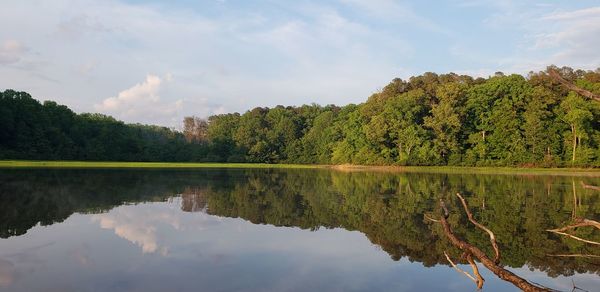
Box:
572 124 576 162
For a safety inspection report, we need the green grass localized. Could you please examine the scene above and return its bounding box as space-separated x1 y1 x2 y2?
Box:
0 160 321 169
1 160 599 176
332 164 600 176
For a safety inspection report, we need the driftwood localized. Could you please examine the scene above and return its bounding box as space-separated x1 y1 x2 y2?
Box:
456 193 500 264
444 251 484 289
432 193 554 292
546 254 600 259
580 181 600 192
548 69 600 102
547 218 600 246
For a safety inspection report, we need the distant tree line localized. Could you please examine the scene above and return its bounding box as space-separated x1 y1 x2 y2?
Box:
0 90 203 161
2 66 600 166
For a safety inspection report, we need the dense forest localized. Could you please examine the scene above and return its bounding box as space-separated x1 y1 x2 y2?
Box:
2 66 600 166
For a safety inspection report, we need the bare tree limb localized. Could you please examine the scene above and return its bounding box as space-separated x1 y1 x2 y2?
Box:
580 181 600 192
437 200 552 292
548 69 600 102
547 218 600 245
550 219 600 232
444 251 479 286
424 214 440 223
456 193 501 264
466 253 485 290
546 254 600 259
547 230 600 246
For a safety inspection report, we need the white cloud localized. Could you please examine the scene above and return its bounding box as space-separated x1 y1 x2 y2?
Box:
450 3 600 74
0 40 27 65
541 6 600 21
0 0 412 126
535 7 600 67
339 0 447 34
95 74 184 125
1 1 599 127
96 74 162 111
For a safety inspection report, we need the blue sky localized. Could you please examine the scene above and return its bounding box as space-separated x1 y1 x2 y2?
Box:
1 0 599 127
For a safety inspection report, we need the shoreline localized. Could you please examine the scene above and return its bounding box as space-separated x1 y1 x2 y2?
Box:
1 160 600 176
329 164 600 176
0 160 321 169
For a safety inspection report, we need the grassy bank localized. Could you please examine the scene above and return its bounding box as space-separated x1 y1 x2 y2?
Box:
0 160 321 169
1 160 599 176
331 164 600 176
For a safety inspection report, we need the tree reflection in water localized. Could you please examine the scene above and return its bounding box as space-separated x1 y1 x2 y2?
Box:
0 168 598 289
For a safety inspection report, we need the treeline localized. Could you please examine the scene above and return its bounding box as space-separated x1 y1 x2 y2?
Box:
0 90 205 161
193 66 600 166
2 66 600 166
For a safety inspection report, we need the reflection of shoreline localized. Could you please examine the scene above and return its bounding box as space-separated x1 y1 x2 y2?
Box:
1 169 599 278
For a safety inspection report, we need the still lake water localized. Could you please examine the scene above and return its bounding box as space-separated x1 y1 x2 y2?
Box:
0 168 599 291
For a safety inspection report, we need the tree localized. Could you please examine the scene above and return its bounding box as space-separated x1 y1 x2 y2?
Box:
560 93 594 163
424 82 467 164
183 116 208 143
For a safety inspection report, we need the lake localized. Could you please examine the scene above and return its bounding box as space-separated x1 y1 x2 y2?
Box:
0 168 599 291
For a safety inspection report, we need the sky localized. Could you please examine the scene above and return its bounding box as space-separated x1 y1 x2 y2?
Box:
1 0 599 128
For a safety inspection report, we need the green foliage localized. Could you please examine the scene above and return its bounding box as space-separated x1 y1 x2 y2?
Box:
0 89 205 162
2 66 600 166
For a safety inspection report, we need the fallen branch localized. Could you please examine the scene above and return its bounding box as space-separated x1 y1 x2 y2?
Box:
437 198 552 292
546 254 600 259
466 253 485 290
580 181 600 192
550 219 600 232
444 251 481 288
424 214 440 223
547 230 600 246
456 193 500 264
548 69 600 102
547 218 600 246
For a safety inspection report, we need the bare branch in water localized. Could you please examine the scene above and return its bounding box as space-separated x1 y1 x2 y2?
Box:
435 198 553 291
465 253 485 290
456 192 500 264
580 181 600 191
546 254 600 259
547 218 600 246
424 214 440 223
443 251 479 286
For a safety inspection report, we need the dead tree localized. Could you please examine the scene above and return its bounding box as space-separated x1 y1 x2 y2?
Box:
580 181 600 192
548 68 600 102
547 218 600 246
427 193 555 292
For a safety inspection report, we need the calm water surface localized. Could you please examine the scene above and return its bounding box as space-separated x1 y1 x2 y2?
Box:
0 168 599 291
